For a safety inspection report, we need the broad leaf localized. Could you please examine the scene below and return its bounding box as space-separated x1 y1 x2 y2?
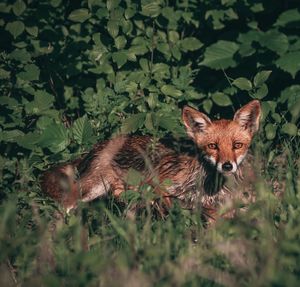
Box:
38 122 69 153
141 2 161 17
281 123 298 136
180 37 203 52
254 70 272 87
5 21 25 38
232 77 252 91
255 83 268 99
265 123 277 140
121 113 145 133
275 9 300 27
212 92 232 106
12 0 26 16
18 64 40 81
72 115 94 145
68 9 91 23
276 51 300 78
259 31 289 55
200 40 239 69
161 85 183 98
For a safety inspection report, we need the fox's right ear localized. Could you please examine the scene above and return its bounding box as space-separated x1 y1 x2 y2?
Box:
182 106 212 139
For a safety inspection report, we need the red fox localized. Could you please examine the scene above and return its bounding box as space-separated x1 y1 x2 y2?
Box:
41 100 261 219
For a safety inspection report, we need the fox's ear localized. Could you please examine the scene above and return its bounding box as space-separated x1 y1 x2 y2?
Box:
182 106 212 139
234 100 261 135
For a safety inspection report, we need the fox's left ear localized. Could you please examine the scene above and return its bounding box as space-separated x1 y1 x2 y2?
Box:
234 100 261 135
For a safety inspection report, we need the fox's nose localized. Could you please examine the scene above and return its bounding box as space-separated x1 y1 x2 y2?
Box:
222 161 233 171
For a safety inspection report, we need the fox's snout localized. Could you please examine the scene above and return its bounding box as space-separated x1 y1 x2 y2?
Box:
220 161 234 172
205 151 243 174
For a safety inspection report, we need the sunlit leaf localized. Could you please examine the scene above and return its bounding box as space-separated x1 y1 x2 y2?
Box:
68 9 91 23
212 92 232 106
161 85 183 98
232 77 252 91
180 37 203 52
281 123 298 136
254 71 272 87
200 40 239 69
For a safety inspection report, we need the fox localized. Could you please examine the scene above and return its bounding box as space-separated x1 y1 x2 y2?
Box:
41 100 261 220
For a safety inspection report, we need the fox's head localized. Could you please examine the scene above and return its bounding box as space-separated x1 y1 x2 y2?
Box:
182 100 261 174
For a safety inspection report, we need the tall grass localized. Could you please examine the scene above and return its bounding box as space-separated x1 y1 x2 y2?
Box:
0 142 299 287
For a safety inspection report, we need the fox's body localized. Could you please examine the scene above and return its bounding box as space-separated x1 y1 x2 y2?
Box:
41 100 261 218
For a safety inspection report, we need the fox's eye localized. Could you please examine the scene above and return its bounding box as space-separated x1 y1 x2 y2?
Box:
233 142 243 149
208 143 218 150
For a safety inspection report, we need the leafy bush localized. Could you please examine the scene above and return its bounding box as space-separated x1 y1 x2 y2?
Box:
0 0 299 286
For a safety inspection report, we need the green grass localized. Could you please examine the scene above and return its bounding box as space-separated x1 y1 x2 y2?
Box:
0 142 299 287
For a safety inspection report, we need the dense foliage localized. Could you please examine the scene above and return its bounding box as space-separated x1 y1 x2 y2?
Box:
0 0 299 286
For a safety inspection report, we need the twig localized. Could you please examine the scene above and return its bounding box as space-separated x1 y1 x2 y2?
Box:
6 258 18 286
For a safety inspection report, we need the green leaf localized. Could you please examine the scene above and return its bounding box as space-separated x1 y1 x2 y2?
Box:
276 51 300 78
259 31 289 55
180 37 203 52
203 99 213 113
212 92 232 106
157 114 178 132
265 123 276 140
255 83 268 99
107 0 120 11
26 26 38 37
275 9 300 27
112 51 127 68
139 58 149 72
141 2 161 17
232 77 252 91
121 113 145 134
18 64 40 81
12 0 26 16
115 36 127 49
72 115 94 145
17 132 40 150
50 0 62 7
9 49 31 62
0 130 24 143
0 68 10 79
281 123 298 136
254 70 272 87
279 85 300 106
25 91 54 114
68 9 91 23
5 21 25 39
38 122 69 153
161 85 183 98
107 20 119 38
36 116 54 130
200 40 239 69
